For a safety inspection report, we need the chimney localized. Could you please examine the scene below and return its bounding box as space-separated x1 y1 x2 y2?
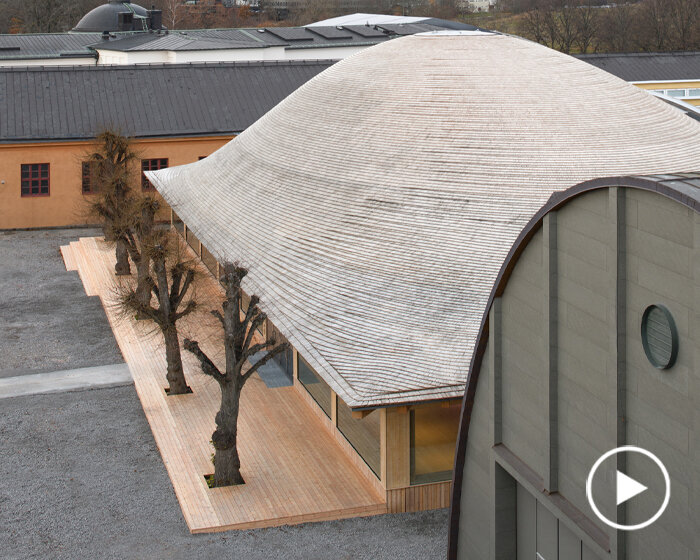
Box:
147 9 163 31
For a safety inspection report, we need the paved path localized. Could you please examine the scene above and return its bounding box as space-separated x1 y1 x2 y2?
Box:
0 363 132 399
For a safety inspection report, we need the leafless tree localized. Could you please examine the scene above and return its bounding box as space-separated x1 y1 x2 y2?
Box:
119 231 199 395
521 2 558 49
637 0 669 51
184 264 288 487
160 0 184 29
667 0 700 50
554 0 578 54
573 2 599 54
86 131 137 276
599 3 635 53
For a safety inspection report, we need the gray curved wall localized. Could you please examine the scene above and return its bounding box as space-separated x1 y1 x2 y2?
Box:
456 186 700 559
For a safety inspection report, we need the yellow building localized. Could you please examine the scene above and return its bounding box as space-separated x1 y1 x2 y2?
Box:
579 51 700 107
0 60 332 230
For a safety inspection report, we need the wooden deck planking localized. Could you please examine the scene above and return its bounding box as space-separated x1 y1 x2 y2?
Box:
62 237 386 533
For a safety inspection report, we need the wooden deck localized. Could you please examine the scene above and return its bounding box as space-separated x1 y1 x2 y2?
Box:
61 237 387 533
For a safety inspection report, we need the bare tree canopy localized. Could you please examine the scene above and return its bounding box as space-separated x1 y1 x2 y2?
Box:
119 231 200 395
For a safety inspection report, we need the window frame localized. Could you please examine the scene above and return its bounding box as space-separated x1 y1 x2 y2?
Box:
81 161 97 194
20 163 50 197
141 158 168 191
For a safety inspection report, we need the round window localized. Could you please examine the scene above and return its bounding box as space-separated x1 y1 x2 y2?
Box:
641 304 679 370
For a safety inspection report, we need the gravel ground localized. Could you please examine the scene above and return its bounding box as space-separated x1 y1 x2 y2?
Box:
0 386 448 560
0 228 123 377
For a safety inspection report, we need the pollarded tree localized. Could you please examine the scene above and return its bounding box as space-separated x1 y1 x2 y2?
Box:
184 263 288 487
122 196 160 307
119 230 199 395
87 131 137 276
87 131 158 304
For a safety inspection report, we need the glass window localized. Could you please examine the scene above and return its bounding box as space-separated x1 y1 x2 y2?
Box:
297 354 332 418
172 211 184 234
410 401 461 484
185 227 200 256
141 158 168 191
20 163 49 197
665 89 686 98
81 161 97 194
688 89 700 98
201 244 218 276
337 398 380 477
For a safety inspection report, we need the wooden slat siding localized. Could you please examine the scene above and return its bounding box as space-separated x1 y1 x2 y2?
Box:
386 482 451 514
62 237 387 533
292 377 386 499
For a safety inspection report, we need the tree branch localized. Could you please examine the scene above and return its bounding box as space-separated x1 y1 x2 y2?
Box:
183 338 223 380
211 309 225 328
173 299 197 322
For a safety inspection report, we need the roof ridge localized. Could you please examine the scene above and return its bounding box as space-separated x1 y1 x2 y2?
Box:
577 50 700 59
0 58 337 73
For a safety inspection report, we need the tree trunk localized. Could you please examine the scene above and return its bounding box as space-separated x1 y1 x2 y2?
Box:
163 325 191 395
115 239 131 275
212 380 244 486
134 254 152 307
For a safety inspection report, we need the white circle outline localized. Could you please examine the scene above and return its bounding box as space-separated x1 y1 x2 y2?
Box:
586 445 671 531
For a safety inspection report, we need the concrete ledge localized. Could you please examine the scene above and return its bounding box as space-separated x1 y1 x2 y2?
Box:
0 363 132 399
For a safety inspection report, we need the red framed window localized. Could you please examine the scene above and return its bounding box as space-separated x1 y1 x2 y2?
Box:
142 158 168 191
81 161 96 194
21 163 50 197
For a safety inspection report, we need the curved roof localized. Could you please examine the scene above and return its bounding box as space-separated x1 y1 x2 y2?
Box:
73 1 148 33
148 32 700 408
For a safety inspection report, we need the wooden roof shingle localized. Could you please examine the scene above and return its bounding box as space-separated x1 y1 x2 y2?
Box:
148 33 700 408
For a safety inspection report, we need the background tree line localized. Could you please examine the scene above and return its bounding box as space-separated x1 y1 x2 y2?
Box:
2 0 698 54
493 0 700 53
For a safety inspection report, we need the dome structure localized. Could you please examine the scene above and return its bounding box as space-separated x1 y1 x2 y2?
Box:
72 1 149 33
148 31 700 408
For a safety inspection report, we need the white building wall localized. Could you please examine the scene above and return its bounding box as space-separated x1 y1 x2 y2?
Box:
0 57 96 67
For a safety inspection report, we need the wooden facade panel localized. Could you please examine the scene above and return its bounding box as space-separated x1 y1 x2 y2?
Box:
387 482 451 513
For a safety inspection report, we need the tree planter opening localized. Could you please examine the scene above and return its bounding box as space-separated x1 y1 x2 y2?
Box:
204 473 245 489
164 386 193 395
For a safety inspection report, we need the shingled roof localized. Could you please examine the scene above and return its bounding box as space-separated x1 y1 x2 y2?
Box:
148 32 700 408
0 60 332 142
577 51 700 82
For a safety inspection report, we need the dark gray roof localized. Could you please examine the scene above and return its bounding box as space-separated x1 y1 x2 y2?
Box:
0 21 465 60
0 60 333 142
73 1 149 33
0 33 103 60
578 51 700 82
92 24 450 52
88 32 258 52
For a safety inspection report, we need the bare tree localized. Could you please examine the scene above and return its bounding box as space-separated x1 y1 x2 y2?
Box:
184 264 288 487
574 2 599 54
161 0 184 29
87 131 137 276
667 0 700 50
123 197 160 307
521 2 558 49
554 0 578 54
599 3 635 53
637 0 670 51
120 231 199 395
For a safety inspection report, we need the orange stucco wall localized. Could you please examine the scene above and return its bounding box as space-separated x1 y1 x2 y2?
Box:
0 136 232 230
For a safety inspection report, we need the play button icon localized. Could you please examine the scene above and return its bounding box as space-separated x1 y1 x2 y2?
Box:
616 471 647 506
586 445 671 531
